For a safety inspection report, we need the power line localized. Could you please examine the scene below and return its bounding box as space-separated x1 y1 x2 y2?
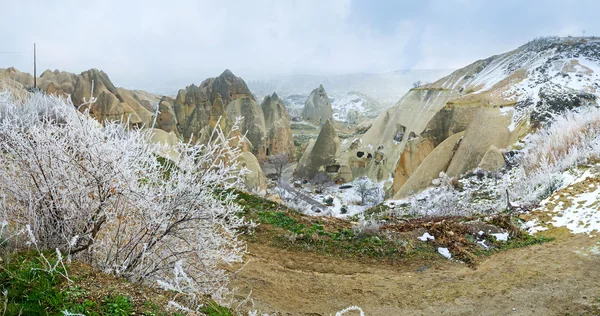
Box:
0 51 32 54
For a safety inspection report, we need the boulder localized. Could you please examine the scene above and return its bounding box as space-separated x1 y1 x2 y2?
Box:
261 92 295 159
478 146 505 172
294 119 340 179
394 132 465 199
302 84 333 125
155 98 179 134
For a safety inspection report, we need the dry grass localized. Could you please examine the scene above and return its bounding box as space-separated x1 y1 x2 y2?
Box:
524 107 600 171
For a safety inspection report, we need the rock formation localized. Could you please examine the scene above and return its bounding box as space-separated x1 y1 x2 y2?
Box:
199 69 255 105
226 97 268 160
302 84 333 125
0 67 34 87
239 152 267 194
477 146 506 173
261 93 295 159
294 119 340 179
393 132 465 199
445 108 512 177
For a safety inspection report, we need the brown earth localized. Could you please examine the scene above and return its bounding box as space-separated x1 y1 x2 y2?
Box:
230 231 600 315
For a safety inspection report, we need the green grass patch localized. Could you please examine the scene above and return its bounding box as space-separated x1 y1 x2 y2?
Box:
234 190 554 266
0 251 184 315
200 300 233 316
476 234 554 257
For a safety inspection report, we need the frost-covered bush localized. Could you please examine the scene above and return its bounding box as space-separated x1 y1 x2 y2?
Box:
507 106 600 204
0 91 247 304
352 218 382 237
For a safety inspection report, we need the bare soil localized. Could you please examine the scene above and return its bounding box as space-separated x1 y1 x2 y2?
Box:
230 230 600 315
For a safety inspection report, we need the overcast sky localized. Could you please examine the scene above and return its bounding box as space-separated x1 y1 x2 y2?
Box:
2 0 600 89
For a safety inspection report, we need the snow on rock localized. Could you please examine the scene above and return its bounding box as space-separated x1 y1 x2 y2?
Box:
491 232 509 242
331 91 386 123
417 232 435 241
437 247 452 259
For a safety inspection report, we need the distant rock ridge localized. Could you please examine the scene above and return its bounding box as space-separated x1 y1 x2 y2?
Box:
0 67 287 193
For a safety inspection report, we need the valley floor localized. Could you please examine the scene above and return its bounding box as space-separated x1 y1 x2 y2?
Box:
230 230 600 315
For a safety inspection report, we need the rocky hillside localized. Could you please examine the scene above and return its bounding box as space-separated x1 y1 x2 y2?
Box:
331 91 388 124
299 37 600 197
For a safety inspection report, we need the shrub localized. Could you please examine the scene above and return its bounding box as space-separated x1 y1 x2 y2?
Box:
323 196 334 205
0 90 247 307
509 106 600 204
340 205 348 214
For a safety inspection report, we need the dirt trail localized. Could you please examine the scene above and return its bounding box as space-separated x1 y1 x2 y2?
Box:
230 233 600 315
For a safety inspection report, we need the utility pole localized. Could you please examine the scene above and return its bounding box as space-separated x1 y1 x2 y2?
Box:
33 43 37 89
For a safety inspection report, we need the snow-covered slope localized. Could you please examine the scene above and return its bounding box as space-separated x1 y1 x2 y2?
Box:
331 91 388 123
432 36 600 127
332 36 600 196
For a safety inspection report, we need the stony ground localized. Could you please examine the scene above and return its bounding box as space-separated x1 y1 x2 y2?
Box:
230 229 600 315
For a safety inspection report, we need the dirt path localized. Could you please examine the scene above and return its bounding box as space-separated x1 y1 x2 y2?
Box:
230 232 600 315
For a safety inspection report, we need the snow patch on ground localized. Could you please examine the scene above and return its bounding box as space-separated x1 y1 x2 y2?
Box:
417 232 435 241
550 185 600 234
438 247 452 259
491 232 509 242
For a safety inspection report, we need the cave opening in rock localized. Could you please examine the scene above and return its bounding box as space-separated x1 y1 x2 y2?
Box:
325 164 341 173
357 151 364 158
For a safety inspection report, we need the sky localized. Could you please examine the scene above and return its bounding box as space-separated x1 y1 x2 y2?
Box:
2 0 600 90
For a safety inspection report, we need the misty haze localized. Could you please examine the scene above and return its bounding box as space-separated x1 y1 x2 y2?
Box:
1 1 600 315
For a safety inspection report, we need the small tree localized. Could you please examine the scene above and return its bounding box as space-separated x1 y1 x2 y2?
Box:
264 152 290 180
413 81 422 88
312 171 331 193
354 177 383 206
354 178 372 205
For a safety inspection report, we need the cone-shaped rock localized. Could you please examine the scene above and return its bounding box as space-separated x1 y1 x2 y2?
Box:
302 84 333 125
261 92 295 159
294 119 340 179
